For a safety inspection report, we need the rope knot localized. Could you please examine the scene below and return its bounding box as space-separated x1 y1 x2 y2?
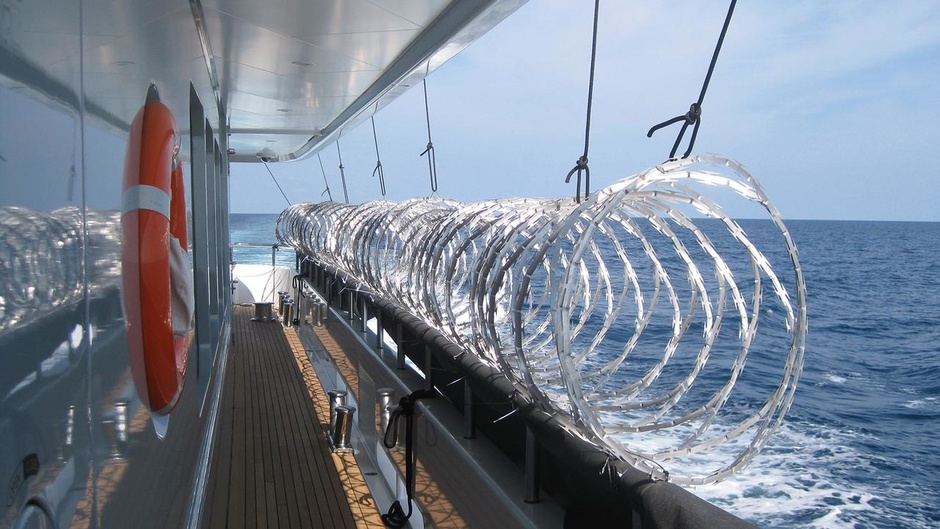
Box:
563 0 600 204
647 0 737 160
370 115 387 196
565 156 591 203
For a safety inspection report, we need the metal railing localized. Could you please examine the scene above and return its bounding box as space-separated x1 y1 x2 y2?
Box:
230 241 295 268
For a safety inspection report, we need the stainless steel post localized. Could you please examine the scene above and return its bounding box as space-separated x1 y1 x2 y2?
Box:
282 301 293 327
277 291 287 318
377 388 395 446
375 309 384 350
359 295 367 333
331 406 356 451
327 389 347 431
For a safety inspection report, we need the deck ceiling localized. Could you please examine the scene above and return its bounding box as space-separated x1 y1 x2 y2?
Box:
203 0 528 162
0 0 524 163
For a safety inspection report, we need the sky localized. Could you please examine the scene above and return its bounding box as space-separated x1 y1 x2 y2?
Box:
230 0 940 221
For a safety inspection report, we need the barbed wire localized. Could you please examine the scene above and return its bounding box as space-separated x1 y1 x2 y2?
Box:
277 154 807 485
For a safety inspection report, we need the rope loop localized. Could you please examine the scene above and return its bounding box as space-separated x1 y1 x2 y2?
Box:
647 102 703 160
317 153 333 201
371 116 387 196
372 161 386 196
565 155 591 203
420 78 439 194
647 0 737 160
564 0 600 203
381 388 435 528
383 404 406 449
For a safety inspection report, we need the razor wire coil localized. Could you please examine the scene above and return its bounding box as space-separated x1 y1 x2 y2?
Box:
277 154 807 485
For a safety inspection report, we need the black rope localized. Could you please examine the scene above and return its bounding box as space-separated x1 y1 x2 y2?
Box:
335 141 349 204
419 77 438 194
317 152 333 201
565 0 601 203
371 115 387 197
382 388 436 529
261 160 292 206
647 0 737 160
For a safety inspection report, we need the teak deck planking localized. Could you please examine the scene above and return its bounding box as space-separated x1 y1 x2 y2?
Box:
204 306 382 529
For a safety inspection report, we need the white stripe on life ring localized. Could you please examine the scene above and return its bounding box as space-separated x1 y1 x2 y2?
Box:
122 184 171 219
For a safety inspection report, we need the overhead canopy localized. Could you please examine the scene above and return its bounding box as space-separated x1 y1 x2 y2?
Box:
206 0 527 162
1 0 525 163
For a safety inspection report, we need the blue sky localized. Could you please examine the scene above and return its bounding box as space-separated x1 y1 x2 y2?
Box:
230 1 940 221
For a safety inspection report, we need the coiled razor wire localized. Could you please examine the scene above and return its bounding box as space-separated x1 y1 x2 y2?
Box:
1 206 121 336
277 154 807 485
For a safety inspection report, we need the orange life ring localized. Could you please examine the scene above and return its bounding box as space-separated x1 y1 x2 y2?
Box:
121 84 192 417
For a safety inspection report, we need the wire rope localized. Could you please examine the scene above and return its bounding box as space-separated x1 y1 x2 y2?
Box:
335 141 349 204
317 152 333 201
565 0 601 203
371 115 387 197
261 159 292 206
419 77 439 194
647 0 738 159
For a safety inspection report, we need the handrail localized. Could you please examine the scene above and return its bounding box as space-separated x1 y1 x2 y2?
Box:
301 258 756 528
230 241 294 268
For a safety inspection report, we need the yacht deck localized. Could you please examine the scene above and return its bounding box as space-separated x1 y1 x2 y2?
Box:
202 302 555 529
203 305 383 529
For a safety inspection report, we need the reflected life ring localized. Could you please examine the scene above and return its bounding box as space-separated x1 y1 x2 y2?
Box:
121 84 194 421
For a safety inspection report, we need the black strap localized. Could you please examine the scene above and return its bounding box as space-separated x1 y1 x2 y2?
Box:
382 388 436 528
647 0 737 160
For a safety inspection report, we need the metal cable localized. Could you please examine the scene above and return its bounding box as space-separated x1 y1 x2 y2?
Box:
335 141 349 204
419 77 438 194
371 116 387 197
647 0 738 159
317 152 333 201
565 0 601 203
261 160 292 206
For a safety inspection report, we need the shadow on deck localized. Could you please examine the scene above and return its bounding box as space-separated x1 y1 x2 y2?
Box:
203 305 382 529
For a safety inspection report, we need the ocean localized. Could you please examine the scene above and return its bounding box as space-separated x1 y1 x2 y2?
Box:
230 213 297 269
232 213 940 528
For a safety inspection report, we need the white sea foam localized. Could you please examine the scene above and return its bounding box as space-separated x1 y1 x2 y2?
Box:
823 373 846 384
904 396 937 409
688 421 879 528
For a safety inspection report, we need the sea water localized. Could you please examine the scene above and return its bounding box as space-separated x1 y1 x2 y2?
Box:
232 213 940 528
230 213 296 269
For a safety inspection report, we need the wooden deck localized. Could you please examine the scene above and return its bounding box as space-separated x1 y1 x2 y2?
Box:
204 305 384 529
